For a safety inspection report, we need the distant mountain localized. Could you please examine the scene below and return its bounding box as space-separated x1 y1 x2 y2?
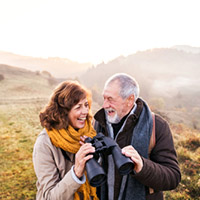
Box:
80 48 200 96
0 51 92 78
172 45 200 54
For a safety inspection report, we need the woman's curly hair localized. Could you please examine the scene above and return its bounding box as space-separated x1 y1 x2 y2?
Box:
39 80 92 130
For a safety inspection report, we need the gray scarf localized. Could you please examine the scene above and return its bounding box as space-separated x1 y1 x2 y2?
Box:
107 99 153 200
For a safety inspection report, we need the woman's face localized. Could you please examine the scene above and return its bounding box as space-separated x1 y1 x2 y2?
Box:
68 98 89 129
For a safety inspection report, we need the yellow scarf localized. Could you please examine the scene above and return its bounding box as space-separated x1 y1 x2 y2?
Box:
46 120 98 200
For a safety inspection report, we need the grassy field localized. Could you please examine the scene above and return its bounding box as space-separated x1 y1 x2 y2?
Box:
164 123 200 199
0 101 44 200
0 99 199 200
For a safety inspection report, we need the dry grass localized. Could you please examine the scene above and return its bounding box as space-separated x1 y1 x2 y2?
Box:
164 123 200 200
0 101 199 199
0 102 43 200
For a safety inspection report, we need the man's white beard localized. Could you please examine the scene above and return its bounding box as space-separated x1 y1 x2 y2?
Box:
106 112 121 124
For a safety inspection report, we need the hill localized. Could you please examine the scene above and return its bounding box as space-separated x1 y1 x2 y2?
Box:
0 51 92 78
172 45 200 54
0 54 199 200
80 47 200 129
0 64 59 103
1 47 200 128
80 47 200 90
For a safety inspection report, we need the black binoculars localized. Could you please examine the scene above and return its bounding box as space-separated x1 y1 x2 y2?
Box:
85 132 134 187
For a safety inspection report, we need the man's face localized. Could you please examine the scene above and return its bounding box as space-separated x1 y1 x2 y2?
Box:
103 80 130 124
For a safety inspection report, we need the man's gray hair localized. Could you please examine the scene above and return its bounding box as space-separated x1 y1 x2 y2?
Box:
104 73 140 101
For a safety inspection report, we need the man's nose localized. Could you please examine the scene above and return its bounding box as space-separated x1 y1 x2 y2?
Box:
103 99 109 109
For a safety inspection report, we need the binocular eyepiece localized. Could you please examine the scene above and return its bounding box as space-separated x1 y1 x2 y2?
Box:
85 132 134 187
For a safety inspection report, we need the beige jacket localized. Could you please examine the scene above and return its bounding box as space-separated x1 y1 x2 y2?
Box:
33 129 86 200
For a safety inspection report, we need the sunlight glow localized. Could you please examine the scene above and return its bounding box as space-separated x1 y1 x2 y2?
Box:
0 0 199 64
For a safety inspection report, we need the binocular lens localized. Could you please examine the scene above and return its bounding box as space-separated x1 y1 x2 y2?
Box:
112 145 134 175
90 174 107 187
118 162 134 175
86 158 107 187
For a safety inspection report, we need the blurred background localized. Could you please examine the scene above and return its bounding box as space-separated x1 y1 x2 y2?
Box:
0 0 199 199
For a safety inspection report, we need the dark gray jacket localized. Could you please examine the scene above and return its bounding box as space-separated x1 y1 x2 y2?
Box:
94 98 181 200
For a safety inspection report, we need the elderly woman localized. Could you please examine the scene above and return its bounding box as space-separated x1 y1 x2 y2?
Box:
33 81 98 200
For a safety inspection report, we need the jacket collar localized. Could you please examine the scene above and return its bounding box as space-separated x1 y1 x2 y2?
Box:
94 108 107 128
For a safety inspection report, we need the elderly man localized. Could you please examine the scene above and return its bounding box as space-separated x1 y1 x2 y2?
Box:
93 73 181 200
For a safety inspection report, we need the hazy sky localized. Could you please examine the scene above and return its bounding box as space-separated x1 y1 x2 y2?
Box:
0 0 199 64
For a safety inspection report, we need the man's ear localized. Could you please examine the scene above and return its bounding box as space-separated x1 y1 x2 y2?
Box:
127 95 135 107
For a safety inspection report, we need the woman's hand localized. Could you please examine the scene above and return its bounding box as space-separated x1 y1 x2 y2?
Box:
74 142 95 178
79 135 87 145
122 145 143 173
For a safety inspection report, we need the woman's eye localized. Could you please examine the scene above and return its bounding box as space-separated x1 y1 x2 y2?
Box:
75 106 81 110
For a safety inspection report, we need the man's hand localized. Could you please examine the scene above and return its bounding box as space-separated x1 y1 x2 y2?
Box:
122 145 143 173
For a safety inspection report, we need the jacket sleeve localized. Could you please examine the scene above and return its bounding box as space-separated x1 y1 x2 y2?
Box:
133 115 181 191
33 135 85 200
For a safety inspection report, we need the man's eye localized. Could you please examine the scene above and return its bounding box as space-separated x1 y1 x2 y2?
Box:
108 97 113 102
